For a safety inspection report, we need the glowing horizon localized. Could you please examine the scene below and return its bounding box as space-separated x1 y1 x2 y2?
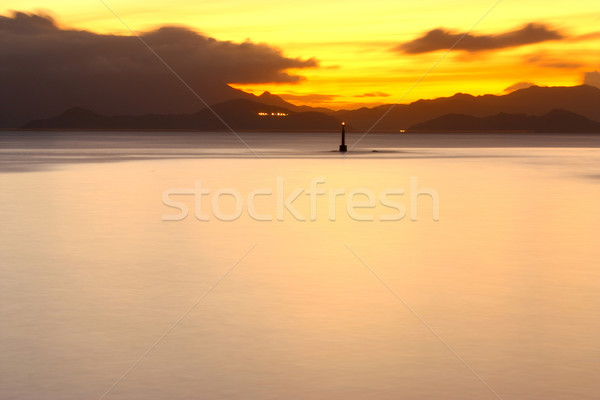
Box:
2 0 600 108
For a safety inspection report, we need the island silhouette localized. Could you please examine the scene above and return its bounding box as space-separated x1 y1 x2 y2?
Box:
19 85 600 133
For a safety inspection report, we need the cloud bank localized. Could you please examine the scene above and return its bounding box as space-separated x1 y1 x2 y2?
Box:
0 11 317 126
395 23 563 54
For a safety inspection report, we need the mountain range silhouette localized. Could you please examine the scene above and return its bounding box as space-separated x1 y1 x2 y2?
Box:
409 109 600 132
20 85 600 133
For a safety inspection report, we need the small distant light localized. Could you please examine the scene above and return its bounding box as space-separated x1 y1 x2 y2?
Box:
399 129 405 133
342 121 346 125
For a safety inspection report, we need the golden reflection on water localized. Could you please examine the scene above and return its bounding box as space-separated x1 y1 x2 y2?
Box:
1 149 599 399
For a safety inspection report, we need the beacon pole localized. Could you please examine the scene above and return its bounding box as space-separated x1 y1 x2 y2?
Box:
339 121 347 152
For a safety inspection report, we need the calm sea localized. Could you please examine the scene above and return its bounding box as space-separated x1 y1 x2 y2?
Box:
1 131 599 399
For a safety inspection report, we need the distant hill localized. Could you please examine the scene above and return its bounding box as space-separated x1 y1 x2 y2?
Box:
409 109 600 133
337 85 600 131
19 85 600 133
21 99 342 131
254 91 335 115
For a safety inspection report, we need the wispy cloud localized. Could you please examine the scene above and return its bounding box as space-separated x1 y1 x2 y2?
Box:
504 82 536 93
353 92 391 98
525 52 583 69
570 31 600 41
279 93 338 102
395 23 563 54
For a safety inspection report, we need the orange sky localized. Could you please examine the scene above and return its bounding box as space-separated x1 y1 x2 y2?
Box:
3 0 600 108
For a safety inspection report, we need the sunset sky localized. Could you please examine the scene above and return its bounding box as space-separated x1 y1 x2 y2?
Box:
2 0 600 109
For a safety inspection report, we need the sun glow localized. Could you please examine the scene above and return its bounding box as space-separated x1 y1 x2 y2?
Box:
2 0 599 108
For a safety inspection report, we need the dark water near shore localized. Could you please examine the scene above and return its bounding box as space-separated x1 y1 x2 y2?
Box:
1 131 599 399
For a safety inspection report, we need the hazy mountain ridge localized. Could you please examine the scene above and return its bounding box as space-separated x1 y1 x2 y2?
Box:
409 109 600 132
19 85 600 132
337 85 600 131
21 99 342 131
254 92 335 115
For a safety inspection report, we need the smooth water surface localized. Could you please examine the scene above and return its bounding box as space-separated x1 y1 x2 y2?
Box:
1 132 599 400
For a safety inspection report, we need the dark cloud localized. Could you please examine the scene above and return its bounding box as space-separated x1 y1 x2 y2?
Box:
0 11 317 127
353 92 390 98
583 71 600 89
395 23 563 54
504 82 535 93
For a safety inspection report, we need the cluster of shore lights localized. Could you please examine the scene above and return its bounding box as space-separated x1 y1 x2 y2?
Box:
257 112 288 116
